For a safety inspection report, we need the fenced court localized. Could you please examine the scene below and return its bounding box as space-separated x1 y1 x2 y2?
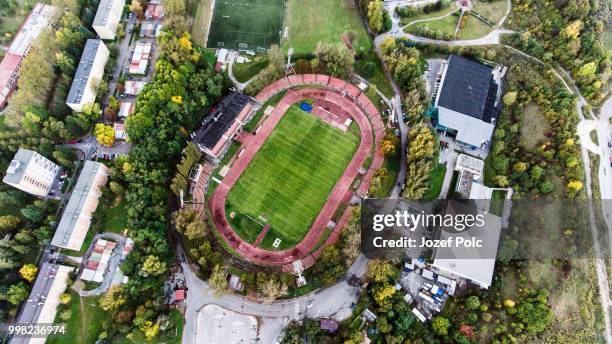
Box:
207 0 285 50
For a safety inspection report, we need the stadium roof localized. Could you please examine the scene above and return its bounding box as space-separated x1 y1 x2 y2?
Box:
437 55 495 122
66 39 105 105
51 160 109 250
194 92 251 150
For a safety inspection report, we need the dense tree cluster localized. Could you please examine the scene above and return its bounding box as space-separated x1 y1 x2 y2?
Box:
0 187 57 320
379 36 426 92
505 0 611 103
98 31 224 340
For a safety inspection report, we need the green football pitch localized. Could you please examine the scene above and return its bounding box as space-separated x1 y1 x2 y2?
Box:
225 105 360 250
207 0 284 50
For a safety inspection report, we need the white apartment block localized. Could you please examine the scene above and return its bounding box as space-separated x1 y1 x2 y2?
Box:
66 39 109 112
92 0 125 40
2 148 60 197
51 161 110 251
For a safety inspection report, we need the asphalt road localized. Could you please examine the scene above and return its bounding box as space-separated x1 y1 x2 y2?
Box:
181 254 369 344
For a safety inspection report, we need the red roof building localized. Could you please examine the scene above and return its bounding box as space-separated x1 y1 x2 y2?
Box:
174 289 185 301
0 54 23 108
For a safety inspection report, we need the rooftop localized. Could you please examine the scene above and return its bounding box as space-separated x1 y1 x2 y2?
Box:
193 92 251 150
66 39 105 105
93 0 121 27
8 3 56 56
3 148 57 186
10 263 73 344
51 160 108 250
437 55 496 123
0 53 23 92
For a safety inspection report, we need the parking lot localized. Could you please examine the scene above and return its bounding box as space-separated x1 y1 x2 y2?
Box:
195 304 258 344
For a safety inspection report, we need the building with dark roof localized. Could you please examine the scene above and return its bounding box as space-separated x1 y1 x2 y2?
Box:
434 55 500 149
192 92 256 164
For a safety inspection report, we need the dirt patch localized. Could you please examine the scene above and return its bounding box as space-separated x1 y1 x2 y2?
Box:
519 102 550 151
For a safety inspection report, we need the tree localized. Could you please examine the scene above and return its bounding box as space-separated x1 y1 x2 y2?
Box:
99 285 127 311
0 215 21 234
94 123 115 147
315 42 354 79
503 91 518 106
431 316 451 336
260 276 288 303
367 0 384 33
129 0 144 19
19 264 38 282
60 293 72 304
162 0 185 16
208 265 228 297
465 296 480 310
140 255 166 277
366 259 398 283
7 282 29 305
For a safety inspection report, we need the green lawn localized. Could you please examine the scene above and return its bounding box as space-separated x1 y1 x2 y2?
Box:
490 189 506 216
400 4 458 27
473 0 508 25
232 56 269 83
283 0 371 54
207 0 284 50
458 14 492 39
406 14 458 37
243 90 287 133
48 292 108 344
423 163 446 201
226 105 360 250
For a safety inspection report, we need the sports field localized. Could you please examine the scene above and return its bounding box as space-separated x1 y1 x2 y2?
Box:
207 0 284 50
225 105 359 250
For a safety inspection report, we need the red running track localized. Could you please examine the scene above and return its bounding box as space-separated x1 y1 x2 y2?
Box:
208 75 383 266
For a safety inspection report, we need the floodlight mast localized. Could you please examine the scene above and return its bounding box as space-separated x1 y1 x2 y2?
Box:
285 47 296 77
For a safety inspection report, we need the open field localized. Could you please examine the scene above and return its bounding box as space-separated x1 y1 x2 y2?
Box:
48 292 106 344
605 24 612 50
459 14 492 39
519 102 549 150
283 0 370 54
473 0 509 25
405 14 458 37
207 0 284 50
226 105 359 250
